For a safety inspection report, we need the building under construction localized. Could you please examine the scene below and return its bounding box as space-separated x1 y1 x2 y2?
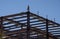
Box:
0 6 60 39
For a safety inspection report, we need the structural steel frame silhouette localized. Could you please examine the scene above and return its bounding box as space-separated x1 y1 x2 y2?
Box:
0 6 60 39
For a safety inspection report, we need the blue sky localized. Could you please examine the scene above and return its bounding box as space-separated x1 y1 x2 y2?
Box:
0 0 60 23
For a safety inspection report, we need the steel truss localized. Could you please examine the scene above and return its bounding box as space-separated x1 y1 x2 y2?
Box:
0 7 60 39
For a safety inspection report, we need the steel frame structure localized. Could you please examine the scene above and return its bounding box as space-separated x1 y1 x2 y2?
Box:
0 6 60 39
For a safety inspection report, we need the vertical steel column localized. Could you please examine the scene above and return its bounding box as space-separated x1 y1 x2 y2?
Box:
0 17 3 39
20 24 23 39
27 6 30 39
46 19 49 39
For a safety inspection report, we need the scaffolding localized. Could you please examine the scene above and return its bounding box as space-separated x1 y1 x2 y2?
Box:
0 6 60 39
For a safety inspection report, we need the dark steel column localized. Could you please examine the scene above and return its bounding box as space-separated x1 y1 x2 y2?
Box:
0 17 3 39
27 6 30 39
46 19 49 39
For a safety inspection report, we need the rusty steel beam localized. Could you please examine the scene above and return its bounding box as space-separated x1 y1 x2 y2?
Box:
31 27 58 39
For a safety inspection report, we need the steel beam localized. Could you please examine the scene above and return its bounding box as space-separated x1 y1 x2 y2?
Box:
46 19 49 39
27 11 30 39
0 17 3 39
